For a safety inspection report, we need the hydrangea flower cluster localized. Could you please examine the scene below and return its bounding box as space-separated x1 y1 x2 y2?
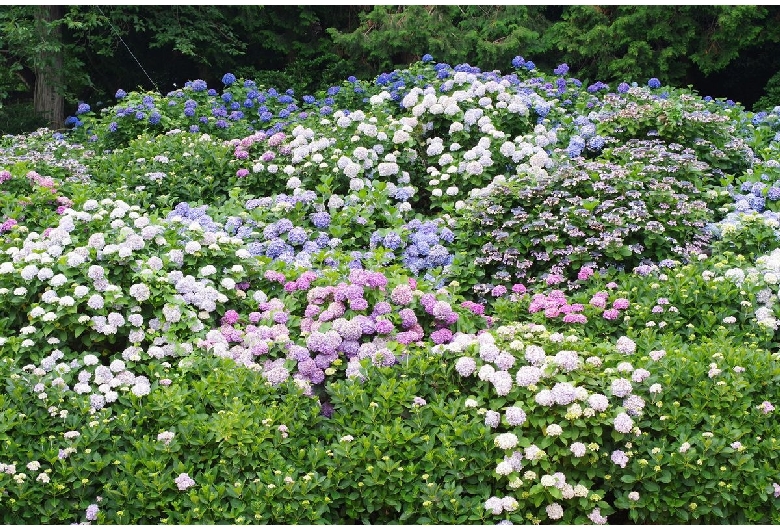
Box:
437 324 658 523
370 218 455 281
197 269 470 389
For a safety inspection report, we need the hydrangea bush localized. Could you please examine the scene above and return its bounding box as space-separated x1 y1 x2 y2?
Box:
1 54 780 523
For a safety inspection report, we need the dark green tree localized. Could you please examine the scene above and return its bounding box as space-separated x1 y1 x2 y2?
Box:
543 6 780 90
327 5 551 77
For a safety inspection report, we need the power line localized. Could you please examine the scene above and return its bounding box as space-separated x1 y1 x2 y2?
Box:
95 6 161 94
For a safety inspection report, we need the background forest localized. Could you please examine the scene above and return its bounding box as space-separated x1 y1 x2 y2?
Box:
2 5 780 134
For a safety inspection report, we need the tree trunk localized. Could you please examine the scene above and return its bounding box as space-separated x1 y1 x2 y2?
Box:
33 5 65 130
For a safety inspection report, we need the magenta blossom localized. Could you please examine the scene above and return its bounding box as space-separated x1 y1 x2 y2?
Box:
491 285 508 297
578 267 594 281
221 310 240 325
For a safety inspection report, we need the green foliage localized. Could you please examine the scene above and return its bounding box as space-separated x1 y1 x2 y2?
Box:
0 354 330 524
327 5 549 77
612 338 780 523
0 103 48 135
323 348 496 524
451 142 717 292
544 6 780 87
85 131 238 210
4 51 780 526
710 213 780 261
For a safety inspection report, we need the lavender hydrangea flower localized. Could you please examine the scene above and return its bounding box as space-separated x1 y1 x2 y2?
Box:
505 406 527 426
85 504 99 521
175 472 196 490
516 365 542 387
613 412 634 433
611 378 633 398
455 357 477 377
611 450 629 468
570 442 587 458
485 410 500 428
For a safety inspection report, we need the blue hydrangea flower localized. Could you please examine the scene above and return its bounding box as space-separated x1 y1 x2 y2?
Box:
534 102 551 117
76 103 91 115
618 82 630 93
383 232 402 250
266 238 289 259
567 135 586 158
222 73 237 86
376 73 392 86
275 219 293 234
247 242 264 256
422 54 434 62
190 80 208 92
288 227 308 246
553 63 569 75
310 212 331 229
648 78 661 89
115 89 127 99
149 111 161 125
587 136 606 150
587 81 609 93
748 195 766 212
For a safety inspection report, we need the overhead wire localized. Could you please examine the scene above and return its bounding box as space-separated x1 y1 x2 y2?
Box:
95 6 161 94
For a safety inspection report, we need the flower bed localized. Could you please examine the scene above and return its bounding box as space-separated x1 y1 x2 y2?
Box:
0 56 778 524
